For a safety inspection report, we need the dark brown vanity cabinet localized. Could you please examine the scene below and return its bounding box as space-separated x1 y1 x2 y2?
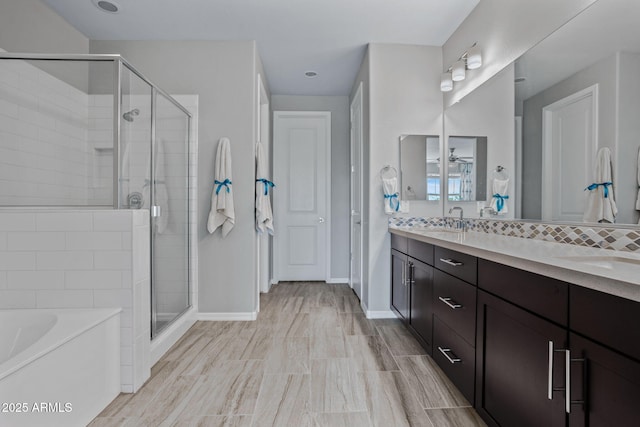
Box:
476 290 568 427
432 246 478 404
390 234 434 353
567 287 640 427
390 248 409 321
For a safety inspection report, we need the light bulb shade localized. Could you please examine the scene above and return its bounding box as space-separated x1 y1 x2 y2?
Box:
452 60 466 81
440 72 453 92
466 45 482 69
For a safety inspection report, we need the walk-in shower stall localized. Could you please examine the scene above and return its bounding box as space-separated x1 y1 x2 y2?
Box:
0 53 192 338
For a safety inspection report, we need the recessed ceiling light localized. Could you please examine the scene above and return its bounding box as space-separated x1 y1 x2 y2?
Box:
92 0 120 13
304 71 318 78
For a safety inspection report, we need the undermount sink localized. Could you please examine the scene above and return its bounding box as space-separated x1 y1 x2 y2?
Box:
558 255 640 270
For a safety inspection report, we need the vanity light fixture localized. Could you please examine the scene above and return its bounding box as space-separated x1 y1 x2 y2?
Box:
440 72 453 92
440 43 482 92
451 59 466 81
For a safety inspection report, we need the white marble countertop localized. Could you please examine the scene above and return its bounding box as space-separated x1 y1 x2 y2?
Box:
389 225 640 303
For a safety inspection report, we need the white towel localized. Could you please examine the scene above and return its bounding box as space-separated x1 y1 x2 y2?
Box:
255 142 274 234
490 178 510 215
583 147 617 223
207 137 235 237
382 177 408 214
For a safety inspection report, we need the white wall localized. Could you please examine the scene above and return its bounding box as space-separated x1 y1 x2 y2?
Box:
90 40 265 316
358 44 443 314
270 95 350 280
0 210 151 393
442 0 598 107
444 64 515 219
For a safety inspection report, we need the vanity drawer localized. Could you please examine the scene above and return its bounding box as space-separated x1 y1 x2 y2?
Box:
571 285 640 360
391 233 408 254
408 239 434 265
434 246 477 285
478 259 568 326
433 269 476 346
433 316 475 404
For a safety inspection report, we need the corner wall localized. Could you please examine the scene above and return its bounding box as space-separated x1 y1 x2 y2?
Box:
352 44 443 314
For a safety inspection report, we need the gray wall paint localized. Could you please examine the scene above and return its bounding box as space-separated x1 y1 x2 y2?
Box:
362 44 443 313
0 0 90 90
271 95 350 280
91 40 261 313
400 135 428 200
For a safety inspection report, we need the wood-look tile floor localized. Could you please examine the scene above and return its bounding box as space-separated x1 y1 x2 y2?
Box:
90 282 487 427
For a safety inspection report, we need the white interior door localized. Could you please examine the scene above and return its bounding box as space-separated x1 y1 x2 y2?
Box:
350 83 363 300
273 111 331 281
542 85 598 221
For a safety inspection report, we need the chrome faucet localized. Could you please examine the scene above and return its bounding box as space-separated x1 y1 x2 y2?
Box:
448 206 465 230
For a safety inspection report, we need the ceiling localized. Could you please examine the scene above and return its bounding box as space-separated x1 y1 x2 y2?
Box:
41 0 479 96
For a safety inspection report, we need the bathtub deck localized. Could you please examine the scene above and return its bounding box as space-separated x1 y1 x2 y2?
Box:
89 282 485 427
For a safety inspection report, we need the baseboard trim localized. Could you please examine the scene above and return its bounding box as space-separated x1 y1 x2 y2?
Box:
270 279 279 285
326 278 349 284
197 312 258 321
365 310 398 319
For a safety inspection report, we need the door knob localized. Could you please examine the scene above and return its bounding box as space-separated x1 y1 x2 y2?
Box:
355 221 361 225
318 217 326 224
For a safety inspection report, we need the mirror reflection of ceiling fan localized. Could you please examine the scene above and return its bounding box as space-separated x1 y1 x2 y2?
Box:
431 148 473 163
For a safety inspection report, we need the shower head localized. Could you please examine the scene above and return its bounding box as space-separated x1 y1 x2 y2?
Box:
122 108 140 122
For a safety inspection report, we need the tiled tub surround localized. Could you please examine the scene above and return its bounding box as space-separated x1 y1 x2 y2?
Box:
390 216 640 253
389 224 640 303
0 210 151 392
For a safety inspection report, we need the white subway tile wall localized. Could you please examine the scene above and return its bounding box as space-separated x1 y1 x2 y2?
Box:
0 58 93 206
0 210 150 393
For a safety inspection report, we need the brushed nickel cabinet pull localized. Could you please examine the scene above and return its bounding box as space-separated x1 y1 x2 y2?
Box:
439 258 463 267
438 346 461 364
438 296 463 309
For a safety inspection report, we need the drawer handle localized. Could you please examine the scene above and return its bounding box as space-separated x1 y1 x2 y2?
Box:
439 258 463 267
438 297 463 309
438 346 461 364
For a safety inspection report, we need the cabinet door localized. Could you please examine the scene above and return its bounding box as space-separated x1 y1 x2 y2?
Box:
409 257 433 353
391 249 408 321
569 333 640 427
476 290 567 427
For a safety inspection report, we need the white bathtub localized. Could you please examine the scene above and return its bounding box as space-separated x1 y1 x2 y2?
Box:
0 309 121 427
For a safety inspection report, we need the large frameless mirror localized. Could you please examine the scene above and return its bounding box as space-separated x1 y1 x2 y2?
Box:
399 134 441 201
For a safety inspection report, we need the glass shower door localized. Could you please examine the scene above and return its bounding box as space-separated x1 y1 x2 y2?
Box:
151 91 190 337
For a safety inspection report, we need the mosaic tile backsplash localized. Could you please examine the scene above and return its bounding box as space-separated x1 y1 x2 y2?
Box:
389 217 640 253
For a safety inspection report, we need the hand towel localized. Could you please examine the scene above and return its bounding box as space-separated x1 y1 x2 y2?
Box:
490 178 510 215
382 177 401 214
207 137 235 237
584 147 617 223
255 142 274 234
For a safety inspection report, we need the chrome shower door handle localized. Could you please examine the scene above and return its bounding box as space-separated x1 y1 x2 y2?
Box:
151 205 162 218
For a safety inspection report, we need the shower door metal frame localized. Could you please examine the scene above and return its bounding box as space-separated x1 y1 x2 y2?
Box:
0 53 193 337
